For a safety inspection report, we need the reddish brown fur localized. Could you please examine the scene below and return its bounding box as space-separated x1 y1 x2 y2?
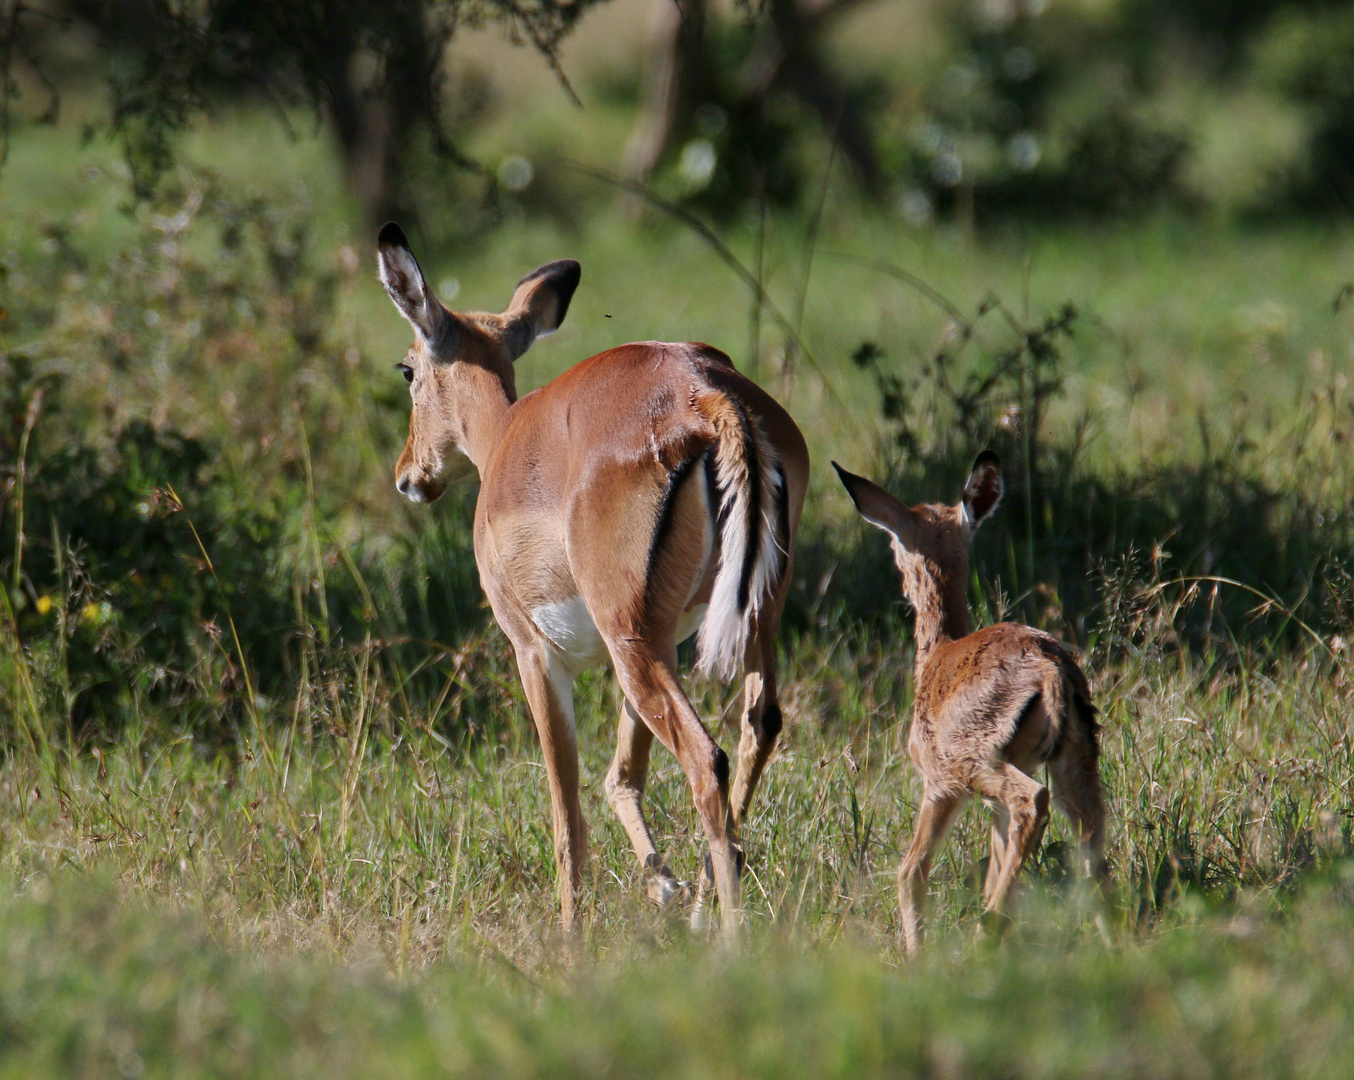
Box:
378 226 808 940
834 456 1106 956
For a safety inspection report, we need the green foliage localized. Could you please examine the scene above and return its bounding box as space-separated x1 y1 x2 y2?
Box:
889 7 1193 223
650 20 814 218
1 0 609 219
0 180 498 738
835 282 1354 653
1253 6 1354 210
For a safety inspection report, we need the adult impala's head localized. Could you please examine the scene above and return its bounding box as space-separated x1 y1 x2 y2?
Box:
376 222 580 501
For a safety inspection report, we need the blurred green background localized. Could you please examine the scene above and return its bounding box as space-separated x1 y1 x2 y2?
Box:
3 0 1352 728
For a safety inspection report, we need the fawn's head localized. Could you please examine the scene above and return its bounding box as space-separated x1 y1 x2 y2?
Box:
833 453 1004 638
377 222 580 501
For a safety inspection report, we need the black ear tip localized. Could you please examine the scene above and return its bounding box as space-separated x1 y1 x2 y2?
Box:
831 461 864 501
556 259 582 302
520 258 581 293
378 221 410 249
973 449 1000 471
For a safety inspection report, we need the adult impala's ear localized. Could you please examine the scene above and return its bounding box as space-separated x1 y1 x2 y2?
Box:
376 222 454 346
500 259 581 360
960 450 1003 530
832 462 920 546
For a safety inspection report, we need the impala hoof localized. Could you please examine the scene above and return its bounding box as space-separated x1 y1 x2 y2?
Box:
643 854 692 909
645 870 692 909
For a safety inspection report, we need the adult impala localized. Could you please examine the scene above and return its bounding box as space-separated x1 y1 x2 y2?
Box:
377 224 808 938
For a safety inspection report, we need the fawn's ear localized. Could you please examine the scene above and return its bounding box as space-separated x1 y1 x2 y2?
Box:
377 222 455 346
500 259 581 360
961 450 1003 530
833 462 919 546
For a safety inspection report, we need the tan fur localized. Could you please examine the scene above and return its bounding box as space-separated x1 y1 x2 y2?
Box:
378 229 808 940
835 457 1107 957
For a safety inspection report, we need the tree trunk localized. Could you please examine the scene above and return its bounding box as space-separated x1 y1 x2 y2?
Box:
624 0 708 182
756 0 881 195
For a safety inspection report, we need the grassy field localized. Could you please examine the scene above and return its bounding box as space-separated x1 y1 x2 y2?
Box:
3 43 1354 1074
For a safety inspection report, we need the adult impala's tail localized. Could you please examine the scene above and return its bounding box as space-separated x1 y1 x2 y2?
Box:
694 390 789 680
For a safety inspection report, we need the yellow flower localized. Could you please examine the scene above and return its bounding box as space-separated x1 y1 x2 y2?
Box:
81 601 114 626
35 595 52 616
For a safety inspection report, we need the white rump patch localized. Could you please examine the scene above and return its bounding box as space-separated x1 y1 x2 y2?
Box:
531 597 609 674
676 603 708 646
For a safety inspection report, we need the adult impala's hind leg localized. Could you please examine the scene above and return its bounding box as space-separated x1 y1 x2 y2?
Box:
730 618 786 830
514 644 589 932
608 639 741 941
604 698 686 906
694 613 781 913
898 787 964 957
978 763 1050 917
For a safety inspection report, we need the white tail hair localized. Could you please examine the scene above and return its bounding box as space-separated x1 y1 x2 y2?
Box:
695 392 787 680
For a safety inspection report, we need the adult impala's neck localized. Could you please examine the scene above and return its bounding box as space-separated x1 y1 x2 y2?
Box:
909 561 972 675
456 361 517 475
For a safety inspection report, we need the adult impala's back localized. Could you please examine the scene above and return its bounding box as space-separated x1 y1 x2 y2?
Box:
378 224 808 938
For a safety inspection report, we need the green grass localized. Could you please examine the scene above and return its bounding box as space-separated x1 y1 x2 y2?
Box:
5 864 1354 1077
1 635 1349 960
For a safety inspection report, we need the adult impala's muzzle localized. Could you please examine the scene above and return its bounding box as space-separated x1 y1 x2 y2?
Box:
395 453 447 503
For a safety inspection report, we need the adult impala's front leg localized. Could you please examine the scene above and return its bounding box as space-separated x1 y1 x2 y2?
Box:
514 642 589 932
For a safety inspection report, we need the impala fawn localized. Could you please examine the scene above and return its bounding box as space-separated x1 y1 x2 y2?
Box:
834 452 1107 956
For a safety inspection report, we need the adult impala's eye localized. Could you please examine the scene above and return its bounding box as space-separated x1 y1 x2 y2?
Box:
395 362 413 384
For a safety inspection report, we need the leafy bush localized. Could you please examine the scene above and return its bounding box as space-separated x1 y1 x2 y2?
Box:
0 181 491 741
1253 6 1354 212
814 281 1354 660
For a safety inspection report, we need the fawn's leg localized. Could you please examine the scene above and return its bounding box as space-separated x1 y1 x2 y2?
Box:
977 764 1049 917
984 802 1010 899
1049 744 1109 893
898 787 964 958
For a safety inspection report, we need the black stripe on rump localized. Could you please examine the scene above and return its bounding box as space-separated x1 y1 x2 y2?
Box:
1005 692 1050 762
773 461 789 568
1050 688 1099 762
643 453 702 597
703 451 722 527
731 400 762 612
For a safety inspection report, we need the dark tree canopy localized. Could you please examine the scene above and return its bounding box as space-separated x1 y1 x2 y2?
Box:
2 0 608 222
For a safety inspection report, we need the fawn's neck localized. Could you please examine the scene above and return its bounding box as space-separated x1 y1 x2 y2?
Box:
910 567 972 675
